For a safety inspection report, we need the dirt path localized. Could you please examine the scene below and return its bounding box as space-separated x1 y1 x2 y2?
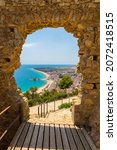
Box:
29 96 78 115
29 108 73 125
29 96 80 125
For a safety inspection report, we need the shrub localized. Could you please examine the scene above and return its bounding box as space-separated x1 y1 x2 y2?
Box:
58 102 73 109
72 88 78 95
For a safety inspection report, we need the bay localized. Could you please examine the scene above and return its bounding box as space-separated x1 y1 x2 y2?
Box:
14 64 75 92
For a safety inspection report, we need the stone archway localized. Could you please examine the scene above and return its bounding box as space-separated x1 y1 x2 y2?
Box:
0 0 100 148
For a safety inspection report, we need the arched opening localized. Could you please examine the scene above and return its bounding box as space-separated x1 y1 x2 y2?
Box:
14 27 81 125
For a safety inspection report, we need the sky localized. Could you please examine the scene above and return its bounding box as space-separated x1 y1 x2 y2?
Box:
21 27 79 65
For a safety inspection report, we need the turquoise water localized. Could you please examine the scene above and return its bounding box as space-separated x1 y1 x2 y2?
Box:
14 64 75 92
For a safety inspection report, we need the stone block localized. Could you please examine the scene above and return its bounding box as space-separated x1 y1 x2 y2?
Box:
77 23 86 31
85 40 93 47
94 0 100 2
84 99 94 106
0 0 5 6
82 83 94 90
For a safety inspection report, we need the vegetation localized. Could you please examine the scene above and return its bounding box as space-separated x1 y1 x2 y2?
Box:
24 89 67 107
24 87 78 107
59 74 63 78
30 87 38 93
58 102 73 109
69 88 78 96
58 75 73 89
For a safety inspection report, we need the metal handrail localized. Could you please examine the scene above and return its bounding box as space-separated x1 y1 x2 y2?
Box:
0 106 11 116
0 115 20 141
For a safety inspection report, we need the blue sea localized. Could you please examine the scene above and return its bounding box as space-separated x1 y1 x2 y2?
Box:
14 64 75 93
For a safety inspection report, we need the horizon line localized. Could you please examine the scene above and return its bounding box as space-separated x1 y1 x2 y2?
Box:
21 64 76 65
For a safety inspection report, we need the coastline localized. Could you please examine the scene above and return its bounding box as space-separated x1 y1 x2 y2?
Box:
33 68 53 93
32 69 50 79
15 65 79 93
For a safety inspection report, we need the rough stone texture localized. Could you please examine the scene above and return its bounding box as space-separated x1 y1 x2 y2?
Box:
0 0 100 148
19 93 30 121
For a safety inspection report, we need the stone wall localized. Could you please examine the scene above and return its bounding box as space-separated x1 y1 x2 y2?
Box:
75 24 100 146
0 0 100 148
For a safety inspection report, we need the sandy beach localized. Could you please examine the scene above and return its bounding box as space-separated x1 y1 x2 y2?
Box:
33 69 53 93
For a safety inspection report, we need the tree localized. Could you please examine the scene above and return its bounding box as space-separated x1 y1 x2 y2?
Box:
30 87 38 99
30 87 38 93
58 75 73 89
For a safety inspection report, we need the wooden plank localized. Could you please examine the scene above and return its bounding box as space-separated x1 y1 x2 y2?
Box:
8 122 96 150
59 124 70 150
50 124 56 150
70 125 85 150
8 122 26 150
22 123 35 150
75 126 91 150
64 125 77 150
14 122 30 150
42 124 50 150
36 123 44 150
81 127 97 150
29 123 40 150
55 124 63 150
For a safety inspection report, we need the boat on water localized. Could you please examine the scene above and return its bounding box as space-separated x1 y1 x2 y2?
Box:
30 78 40 81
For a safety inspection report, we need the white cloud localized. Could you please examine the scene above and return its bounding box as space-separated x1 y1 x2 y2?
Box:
23 43 38 48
